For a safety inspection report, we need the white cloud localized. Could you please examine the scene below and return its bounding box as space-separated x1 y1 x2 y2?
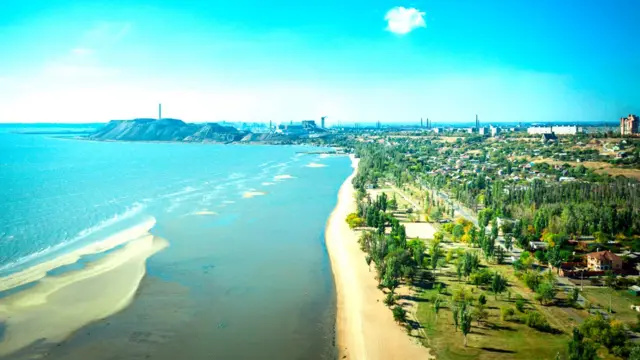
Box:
384 6 426 35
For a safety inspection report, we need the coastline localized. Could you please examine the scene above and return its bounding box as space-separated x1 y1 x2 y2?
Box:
325 155 433 359
0 219 167 356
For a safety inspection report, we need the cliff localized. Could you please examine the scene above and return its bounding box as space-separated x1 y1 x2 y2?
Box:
89 119 248 142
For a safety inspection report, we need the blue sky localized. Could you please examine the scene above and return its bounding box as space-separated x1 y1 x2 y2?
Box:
0 0 638 124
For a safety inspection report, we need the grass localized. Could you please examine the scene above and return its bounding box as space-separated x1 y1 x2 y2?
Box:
413 247 574 360
582 287 640 323
415 266 569 360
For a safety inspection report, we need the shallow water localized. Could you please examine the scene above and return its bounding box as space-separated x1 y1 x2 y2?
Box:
0 128 351 359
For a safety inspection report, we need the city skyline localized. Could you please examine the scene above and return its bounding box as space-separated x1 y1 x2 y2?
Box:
1 0 639 124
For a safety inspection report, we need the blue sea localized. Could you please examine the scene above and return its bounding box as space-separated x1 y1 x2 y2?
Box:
0 125 351 359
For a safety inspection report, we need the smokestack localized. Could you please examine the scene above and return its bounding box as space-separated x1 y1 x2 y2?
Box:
475 114 479 129
421 117 423 128
159 103 162 120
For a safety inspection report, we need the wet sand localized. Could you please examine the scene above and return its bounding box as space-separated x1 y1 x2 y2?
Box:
325 155 433 360
0 219 167 356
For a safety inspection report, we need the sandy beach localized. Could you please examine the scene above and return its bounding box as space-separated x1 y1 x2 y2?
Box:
0 219 167 356
325 155 434 359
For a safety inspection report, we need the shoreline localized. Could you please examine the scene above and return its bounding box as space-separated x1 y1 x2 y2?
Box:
325 154 433 360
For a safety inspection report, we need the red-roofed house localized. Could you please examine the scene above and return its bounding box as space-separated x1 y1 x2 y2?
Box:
586 250 622 271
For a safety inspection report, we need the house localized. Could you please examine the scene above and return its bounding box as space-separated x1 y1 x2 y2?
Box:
586 250 622 271
541 133 558 143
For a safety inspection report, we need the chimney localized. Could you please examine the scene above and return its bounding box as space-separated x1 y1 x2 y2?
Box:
159 103 162 120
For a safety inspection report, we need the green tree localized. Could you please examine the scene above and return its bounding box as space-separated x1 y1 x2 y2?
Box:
504 233 513 251
392 305 407 323
384 292 395 306
568 328 597 360
460 309 472 347
478 293 487 305
536 281 557 305
495 246 505 264
468 226 478 247
490 218 499 239
430 240 441 274
433 296 443 323
491 272 507 299
452 224 465 241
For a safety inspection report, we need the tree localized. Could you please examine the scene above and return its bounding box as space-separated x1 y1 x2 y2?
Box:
490 218 499 239
460 309 472 347
452 224 465 241
495 246 505 264
388 194 398 211
455 259 464 282
433 296 443 323
504 233 513 251
462 251 479 280
515 296 526 312
523 270 541 291
473 303 489 326
548 245 564 273
568 328 597 360
469 226 478 247
491 272 507 299
384 292 396 306
571 287 580 305
478 293 487 305
392 305 407 323
430 240 441 274
345 213 364 229
536 281 557 305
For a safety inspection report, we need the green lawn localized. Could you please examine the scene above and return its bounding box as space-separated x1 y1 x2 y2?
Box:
415 262 569 359
582 287 640 323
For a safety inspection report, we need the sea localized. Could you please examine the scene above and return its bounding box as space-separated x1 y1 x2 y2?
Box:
0 125 352 359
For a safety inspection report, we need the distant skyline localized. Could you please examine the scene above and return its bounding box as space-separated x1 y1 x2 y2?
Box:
1 0 639 124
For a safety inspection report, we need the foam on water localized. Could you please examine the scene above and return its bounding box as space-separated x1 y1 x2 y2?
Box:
306 162 327 168
0 203 146 274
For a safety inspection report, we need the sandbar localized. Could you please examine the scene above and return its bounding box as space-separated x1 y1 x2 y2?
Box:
0 219 168 356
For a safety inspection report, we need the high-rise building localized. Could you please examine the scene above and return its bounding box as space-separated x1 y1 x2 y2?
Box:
321 116 326 129
620 114 639 136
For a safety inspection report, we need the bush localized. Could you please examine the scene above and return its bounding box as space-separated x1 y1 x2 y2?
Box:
515 297 526 312
470 268 493 286
384 292 395 306
392 305 407 323
501 306 515 321
478 294 487 305
345 213 364 229
524 311 551 332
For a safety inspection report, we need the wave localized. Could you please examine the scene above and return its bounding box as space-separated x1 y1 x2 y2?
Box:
243 191 267 198
0 203 147 273
161 186 198 199
274 174 296 181
192 210 217 216
306 162 327 168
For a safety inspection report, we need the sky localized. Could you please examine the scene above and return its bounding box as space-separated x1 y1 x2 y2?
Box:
0 0 639 124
